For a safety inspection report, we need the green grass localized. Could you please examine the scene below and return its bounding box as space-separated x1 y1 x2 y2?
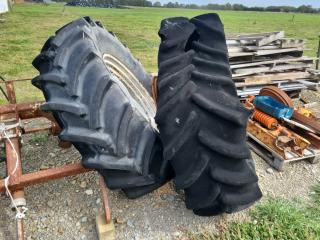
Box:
0 3 320 102
185 185 320 240
29 133 49 144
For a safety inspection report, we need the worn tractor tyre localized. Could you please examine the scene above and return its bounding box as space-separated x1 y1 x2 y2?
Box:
156 14 262 215
32 17 169 194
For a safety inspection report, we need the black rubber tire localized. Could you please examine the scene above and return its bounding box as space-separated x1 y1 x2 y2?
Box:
156 14 262 215
32 17 169 195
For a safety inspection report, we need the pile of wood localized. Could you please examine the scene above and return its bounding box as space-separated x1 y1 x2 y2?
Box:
226 31 319 88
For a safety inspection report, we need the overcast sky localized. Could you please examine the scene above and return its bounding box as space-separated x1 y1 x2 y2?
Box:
156 0 320 8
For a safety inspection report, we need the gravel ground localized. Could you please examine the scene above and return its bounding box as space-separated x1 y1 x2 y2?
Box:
0 89 319 240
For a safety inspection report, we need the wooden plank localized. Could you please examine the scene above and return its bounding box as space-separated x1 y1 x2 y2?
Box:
268 63 312 71
227 31 285 47
233 66 271 77
227 38 261 46
257 31 285 46
228 52 254 58
255 48 303 56
96 214 115 240
232 63 313 77
227 46 244 53
229 56 274 65
280 38 305 48
226 39 255 46
243 72 311 83
230 57 314 69
234 78 313 87
243 45 280 51
228 31 284 40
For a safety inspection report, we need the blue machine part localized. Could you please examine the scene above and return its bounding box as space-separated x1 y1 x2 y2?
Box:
253 96 294 119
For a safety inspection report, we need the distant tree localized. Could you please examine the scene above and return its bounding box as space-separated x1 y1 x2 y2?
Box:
153 1 161 7
225 3 232 10
265 6 281 12
165 2 175 8
248 6 265 11
173 2 180 8
63 0 320 13
145 0 152 7
281 6 296 12
232 4 246 11
185 4 199 9
297 5 316 13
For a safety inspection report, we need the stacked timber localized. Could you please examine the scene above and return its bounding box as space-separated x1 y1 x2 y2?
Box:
226 31 319 89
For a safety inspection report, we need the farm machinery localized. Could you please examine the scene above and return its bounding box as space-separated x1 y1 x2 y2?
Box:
1 14 263 239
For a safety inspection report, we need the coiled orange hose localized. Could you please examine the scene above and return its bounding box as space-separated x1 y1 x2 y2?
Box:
253 109 278 129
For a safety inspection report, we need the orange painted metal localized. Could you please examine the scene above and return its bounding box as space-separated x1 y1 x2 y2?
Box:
252 109 278 129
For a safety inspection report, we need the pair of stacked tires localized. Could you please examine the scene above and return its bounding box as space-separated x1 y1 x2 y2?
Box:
32 17 171 198
32 14 261 216
155 14 262 215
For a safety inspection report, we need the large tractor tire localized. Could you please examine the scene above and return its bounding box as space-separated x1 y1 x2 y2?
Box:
32 17 171 197
156 13 262 215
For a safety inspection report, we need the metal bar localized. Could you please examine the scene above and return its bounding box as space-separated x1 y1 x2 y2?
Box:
316 35 320 70
99 175 111 224
5 81 17 104
0 163 91 193
4 113 25 240
5 137 23 190
3 116 26 202
22 125 52 134
0 78 33 83
0 101 61 136
16 211 24 240
293 111 320 134
0 101 43 116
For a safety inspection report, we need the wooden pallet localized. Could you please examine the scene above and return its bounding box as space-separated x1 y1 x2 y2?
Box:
247 133 320 171
236 79 319 99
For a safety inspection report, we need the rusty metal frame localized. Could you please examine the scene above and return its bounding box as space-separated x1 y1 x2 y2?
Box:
247 119 310 159
0 78 112 239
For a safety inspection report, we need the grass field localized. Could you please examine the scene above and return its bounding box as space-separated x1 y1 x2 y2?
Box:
0 3 320 102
